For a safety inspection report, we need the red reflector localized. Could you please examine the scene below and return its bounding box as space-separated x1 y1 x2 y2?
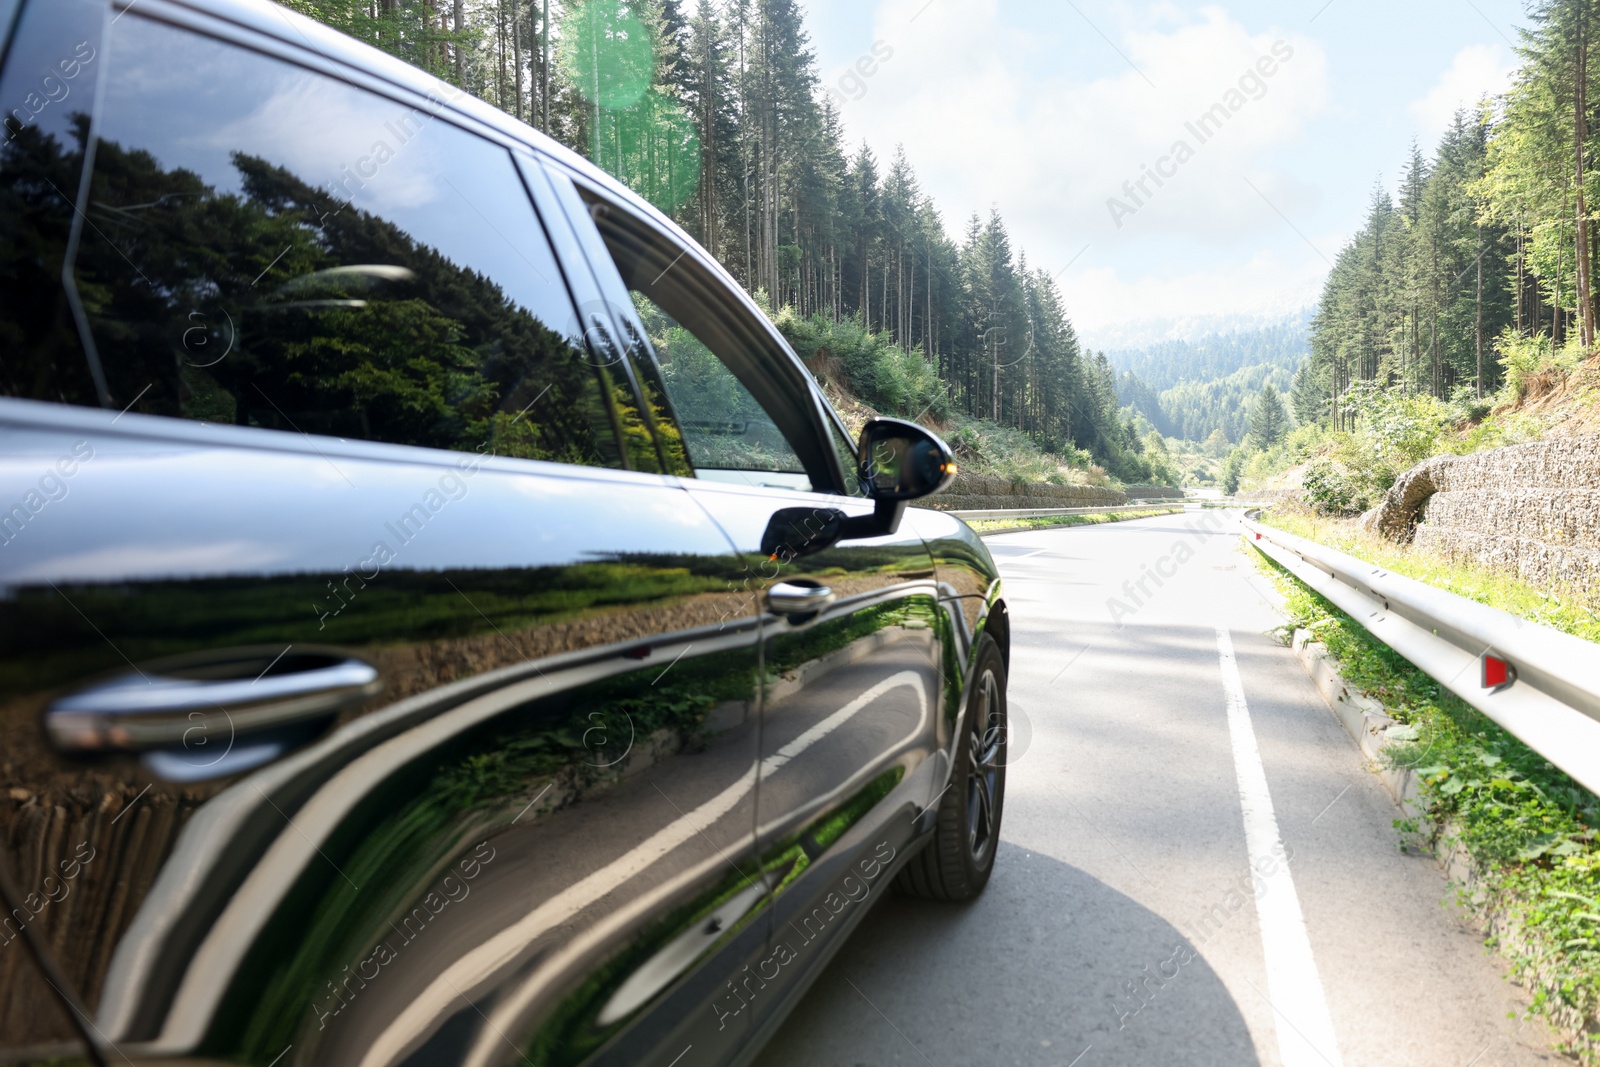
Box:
1254 533 1261 540
1482 654 1511 689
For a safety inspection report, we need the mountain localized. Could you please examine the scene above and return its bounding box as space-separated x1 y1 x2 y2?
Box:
1079 308 1315 352
1105 317 1311 444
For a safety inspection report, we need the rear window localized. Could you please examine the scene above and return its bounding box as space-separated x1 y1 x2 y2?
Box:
6 10 635 469
0 0 106 406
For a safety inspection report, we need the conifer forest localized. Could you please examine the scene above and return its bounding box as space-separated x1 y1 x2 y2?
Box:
285 0 1154 477
288 0 1600 479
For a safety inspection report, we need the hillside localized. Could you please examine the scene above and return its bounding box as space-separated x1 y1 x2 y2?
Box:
790 337 1116 489
1106 318 1310 444
1105 314 1312 392
1245 346 1600 507
774 309 1185 488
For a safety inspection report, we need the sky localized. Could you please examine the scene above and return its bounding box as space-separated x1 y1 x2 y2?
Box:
801 0 1529 350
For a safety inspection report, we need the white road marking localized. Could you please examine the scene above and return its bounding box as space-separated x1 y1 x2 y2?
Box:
1216 627 1344 1067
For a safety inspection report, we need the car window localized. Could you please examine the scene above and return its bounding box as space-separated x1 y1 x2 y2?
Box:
54 14 627 467
0 0 106 407
627 289 810 489
823 411 867 497
573 195 816 491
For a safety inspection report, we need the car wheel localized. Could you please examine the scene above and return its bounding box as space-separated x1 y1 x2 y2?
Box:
897 634 1007 901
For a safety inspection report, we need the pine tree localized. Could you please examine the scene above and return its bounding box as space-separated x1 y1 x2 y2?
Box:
1249 382 1287 447
287 0 1137 471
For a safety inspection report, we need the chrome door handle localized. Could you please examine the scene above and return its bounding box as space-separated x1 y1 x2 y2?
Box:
45 647 380 754
766 581 836 618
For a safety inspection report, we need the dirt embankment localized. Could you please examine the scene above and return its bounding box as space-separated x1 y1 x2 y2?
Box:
807 368 1131 510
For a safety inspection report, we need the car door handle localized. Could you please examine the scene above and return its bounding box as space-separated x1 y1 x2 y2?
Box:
44 647 381 755
766 581 836 618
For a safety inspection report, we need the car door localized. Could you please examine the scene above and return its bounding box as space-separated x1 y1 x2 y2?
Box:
549 173 953 1037
0 6 771 1066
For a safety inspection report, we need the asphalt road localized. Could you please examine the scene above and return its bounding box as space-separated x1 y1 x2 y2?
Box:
754 508 1564 1067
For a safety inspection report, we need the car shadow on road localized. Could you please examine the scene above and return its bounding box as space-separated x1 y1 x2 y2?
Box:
753 841 1261 1067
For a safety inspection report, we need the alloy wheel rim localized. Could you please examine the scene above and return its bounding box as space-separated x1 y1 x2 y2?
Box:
966 669 1004 863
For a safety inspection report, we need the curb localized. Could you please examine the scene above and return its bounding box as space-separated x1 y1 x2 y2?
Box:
1283 592 1589 1059
1289 631 1542 1004
1289 628 1474 890
1290 628 1425 824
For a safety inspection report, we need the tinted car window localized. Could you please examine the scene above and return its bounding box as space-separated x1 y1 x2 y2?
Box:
57 15 625 466
628 289 810 486
824 412 867 496
0 0 105 406
576 199 813 489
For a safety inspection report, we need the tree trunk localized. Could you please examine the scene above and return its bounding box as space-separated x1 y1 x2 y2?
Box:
1475 222 1484 397
1410 302 1419 397
863 262 870 328
513 11 523 121
991 335 999 422
1576 7 1596 349
495 2 505 110
1431 316 1440 399
883 255 896 335
453 0 465 83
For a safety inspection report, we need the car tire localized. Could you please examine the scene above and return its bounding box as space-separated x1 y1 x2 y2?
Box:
897 633 1007 901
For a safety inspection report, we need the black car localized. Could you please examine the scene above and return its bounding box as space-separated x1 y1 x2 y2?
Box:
0 1 1010 1063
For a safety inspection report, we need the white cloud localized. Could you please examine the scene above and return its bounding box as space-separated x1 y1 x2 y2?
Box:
210 75 448 212
1408 44 1516 144
846 2 1328 252
10 541 290 583
1063 249 1326 345
829 2 1330 338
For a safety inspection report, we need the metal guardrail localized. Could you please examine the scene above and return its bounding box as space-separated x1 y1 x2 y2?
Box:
947 502 1186 521
1243 512 1600 796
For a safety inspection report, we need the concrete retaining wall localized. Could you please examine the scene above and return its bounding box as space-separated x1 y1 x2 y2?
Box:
1124 485 1185 500
925 473 1126 512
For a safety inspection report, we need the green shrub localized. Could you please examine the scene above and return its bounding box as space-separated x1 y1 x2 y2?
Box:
1221 449 1243 494
1301 455 1362 515
1349 380 1452 470
773 308 948 421
1294 383 1457 514
1493 328 1584 403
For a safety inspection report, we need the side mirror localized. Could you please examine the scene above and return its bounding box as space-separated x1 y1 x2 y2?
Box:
856 417 957 500
837 418 957 541
759 506 847 563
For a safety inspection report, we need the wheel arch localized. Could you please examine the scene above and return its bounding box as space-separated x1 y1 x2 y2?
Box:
981 598 1011 676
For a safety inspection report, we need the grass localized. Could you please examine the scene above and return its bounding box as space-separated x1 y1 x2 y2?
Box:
1251 539 1600 1062
940 412 1110 486
1258 506 1600 644
965 507 1183 535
